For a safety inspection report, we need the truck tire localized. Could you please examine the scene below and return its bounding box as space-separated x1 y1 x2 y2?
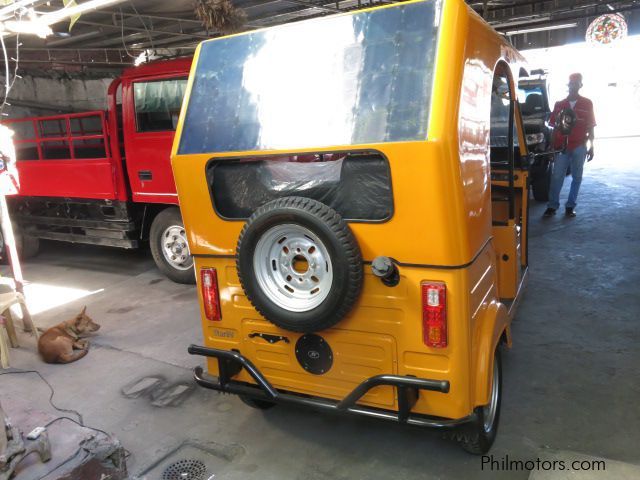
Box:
454 349 502 454
236 197 363 333
531 161 551 202
19 234 40 259
149 207 196 284
0 229 40 263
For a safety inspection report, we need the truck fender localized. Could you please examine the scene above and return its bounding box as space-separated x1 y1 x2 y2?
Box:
472 299 510 407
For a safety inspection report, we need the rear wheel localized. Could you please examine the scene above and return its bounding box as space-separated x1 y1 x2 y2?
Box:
149 207 195 284
455 349 502 454
239 395 276 410
531 161 551 202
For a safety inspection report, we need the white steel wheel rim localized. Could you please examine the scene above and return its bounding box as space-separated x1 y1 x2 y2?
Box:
161 225 193 271
483 359 500 433
253 224 333 313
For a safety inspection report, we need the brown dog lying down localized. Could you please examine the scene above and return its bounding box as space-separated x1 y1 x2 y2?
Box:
38 307 101 364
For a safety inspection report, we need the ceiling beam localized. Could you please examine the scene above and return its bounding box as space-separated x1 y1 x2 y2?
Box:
73 19 209 40
280 0 342 12
493 2 640 29
95 9 204 25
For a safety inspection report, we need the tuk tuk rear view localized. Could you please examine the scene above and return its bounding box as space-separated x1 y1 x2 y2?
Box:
172 0 530 454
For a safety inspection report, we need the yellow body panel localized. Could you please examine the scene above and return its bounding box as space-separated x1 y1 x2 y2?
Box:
172 0 530 421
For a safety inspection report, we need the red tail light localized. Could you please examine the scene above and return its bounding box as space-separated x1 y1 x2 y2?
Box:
200 268 221 321
421 282 447 348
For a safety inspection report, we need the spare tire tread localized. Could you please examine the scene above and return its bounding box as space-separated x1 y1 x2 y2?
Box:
236 196 362 332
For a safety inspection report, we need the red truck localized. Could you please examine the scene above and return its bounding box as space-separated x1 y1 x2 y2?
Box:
3 57 195 283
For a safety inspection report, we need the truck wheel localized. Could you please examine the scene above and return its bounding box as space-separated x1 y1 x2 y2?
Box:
236 197 363 333
531 162 551 202
455 349 502 455
150 207 195 284
19 234 40 259
0 230 40 263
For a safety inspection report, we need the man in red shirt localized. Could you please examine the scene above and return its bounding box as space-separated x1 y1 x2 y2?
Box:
543 73 596 218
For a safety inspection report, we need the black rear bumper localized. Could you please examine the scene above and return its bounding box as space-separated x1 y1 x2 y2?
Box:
188 344 475 429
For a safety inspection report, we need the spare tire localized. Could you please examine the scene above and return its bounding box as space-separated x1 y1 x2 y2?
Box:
236 196 362 333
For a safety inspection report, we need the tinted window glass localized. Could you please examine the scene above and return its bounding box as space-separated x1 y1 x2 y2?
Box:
490 76 519 148
208 153 393 221
134 78 188 132
179 1 439 154
518 86 545 115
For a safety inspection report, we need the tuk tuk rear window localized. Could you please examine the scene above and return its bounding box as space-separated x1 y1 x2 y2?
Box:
207 153 393 222
178 0 439 154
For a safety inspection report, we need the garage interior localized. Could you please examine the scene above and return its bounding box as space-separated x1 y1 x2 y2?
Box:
1 1 639 479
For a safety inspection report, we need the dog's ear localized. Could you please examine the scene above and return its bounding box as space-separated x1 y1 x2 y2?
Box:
80 306 87 316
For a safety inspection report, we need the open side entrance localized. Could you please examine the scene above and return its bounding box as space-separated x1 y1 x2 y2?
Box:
489 62 530 302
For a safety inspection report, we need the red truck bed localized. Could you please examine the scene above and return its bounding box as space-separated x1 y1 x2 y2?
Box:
5 111 127 201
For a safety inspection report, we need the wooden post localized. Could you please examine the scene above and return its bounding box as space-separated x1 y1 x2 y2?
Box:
3 310 18 348
0 195 34 333
0 402 8 457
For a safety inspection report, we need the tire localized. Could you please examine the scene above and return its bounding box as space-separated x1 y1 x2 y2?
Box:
20 234 40 259
0 229 40 263
455 349 502 455
239 395 276 410
149 207 195 284
531 161 551 202
236 196 363 333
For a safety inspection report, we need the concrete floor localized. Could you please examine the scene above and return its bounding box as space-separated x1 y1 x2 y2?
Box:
1 137 639 479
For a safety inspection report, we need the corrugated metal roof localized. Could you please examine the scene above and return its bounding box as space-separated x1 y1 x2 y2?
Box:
3 0 640 71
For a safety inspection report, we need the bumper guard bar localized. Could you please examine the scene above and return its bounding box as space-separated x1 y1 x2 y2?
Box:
188 344 475 429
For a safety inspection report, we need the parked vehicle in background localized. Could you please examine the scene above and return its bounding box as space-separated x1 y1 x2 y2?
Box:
518 70 554 201
2 58 196 283
177 0 530 454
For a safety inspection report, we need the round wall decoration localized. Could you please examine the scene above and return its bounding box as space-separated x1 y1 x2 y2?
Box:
586 13 628 45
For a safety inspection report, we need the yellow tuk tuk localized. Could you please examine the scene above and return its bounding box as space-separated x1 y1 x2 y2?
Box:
172 0 530 454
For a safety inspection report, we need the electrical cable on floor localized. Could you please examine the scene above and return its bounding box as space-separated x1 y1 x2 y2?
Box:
43 415 110 438
2 369 117 478
1 369 116 437
0 369 84 424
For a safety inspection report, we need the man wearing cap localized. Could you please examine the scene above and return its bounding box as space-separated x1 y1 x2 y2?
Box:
543 73 596 218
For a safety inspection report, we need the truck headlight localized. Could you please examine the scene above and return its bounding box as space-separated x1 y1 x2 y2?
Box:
526 133 545 145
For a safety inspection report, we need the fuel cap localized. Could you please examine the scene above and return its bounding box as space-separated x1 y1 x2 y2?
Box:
295 334 333 375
